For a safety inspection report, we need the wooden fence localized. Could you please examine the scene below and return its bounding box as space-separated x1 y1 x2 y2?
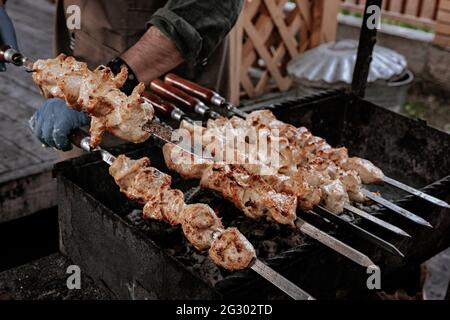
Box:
228 0 450 103
228 0 340 104
340 0 450 46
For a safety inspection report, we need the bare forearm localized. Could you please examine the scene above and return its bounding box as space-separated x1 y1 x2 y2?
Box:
121 27 184 84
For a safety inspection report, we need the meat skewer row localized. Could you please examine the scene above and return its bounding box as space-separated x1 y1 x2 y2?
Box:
162 128 407 256
32 55 154 148
210 110 384 185
206 115 369 201
109 154 256 271
151 76 437 227
179 112 431 228
163 142 299 227
177 120 359 215
156 110 410 242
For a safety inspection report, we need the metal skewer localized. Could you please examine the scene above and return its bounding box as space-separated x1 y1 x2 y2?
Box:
163 73 449 212
361 189 433 229
383 176 450 209
70 129 313 300
315 206 405 258
344 204 411 238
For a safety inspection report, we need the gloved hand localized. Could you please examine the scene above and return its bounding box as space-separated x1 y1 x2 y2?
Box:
29 99 91 151
0 6 19 71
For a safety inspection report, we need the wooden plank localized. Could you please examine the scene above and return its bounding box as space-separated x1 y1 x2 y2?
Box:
434 0 450 46
310 0 325 48
404 0 421 16
441 0 450 11
434 34 450 47
388 0 404 13
0 0 59 223
264 0 299 57
0 103 56 163
229 15 245 104
419 0 437 19
295 0 312 31
437 9 450 24
435 22 450 35
321 0 340 43
0 168 56 223
0 139 42 173
243 17 291 91
0 72 45 110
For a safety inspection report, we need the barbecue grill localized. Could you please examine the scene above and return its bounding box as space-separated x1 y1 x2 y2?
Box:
54 89 450 299
2 0 449 300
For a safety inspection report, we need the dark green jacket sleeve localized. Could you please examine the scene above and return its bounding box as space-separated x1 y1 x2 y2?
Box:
148 0 244 65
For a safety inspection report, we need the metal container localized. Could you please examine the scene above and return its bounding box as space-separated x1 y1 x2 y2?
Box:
288 40 414 112
55 92 450 300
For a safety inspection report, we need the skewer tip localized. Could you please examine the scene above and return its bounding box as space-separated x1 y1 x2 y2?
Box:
441 202 450 209
400 231 412 238
424 221 434 229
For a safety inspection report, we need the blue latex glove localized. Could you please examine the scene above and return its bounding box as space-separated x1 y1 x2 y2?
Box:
29 99 91 151
0 6 19 71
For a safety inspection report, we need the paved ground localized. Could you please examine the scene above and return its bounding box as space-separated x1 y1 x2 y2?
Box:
0 0 448 300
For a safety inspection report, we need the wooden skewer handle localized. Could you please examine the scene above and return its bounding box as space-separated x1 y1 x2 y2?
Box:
164 73 218 103
150 79 199 112
142 91 177 118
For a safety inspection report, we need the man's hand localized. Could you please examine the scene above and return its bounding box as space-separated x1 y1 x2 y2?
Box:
0 4 18 71
120 26 184 84
29 99 90 151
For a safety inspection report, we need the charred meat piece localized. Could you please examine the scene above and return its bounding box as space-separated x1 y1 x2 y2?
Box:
209 228 256 271
32 54 154 147
182 204 224 251
200 164 298 226
109 154 256 271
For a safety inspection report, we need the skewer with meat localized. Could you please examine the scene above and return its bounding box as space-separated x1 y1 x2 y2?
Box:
243 110 385 184
32 54 154 147
175 120 355 215
163 142 298 226
205 115 371 203
109 154 256 271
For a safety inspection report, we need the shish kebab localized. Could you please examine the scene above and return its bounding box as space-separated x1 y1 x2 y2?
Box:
0 47 313 300
163 74 450 211
143 93 406 258
69 130 312 300
144 93 410 239
15 51 403 257
148 79 423 233
0 49 374 286
5 50 379 268
153 77 442 227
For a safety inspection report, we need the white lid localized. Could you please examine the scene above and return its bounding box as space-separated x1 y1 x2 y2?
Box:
287 39 407 84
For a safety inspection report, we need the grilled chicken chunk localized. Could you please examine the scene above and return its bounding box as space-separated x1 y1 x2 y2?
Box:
32 54 154 147
340 157 385 184
222 110 385 186
200 164 298 226
163 143 214 180
109 154 255 271
182 204 224 251
143 188 185 226
209 228 256 271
